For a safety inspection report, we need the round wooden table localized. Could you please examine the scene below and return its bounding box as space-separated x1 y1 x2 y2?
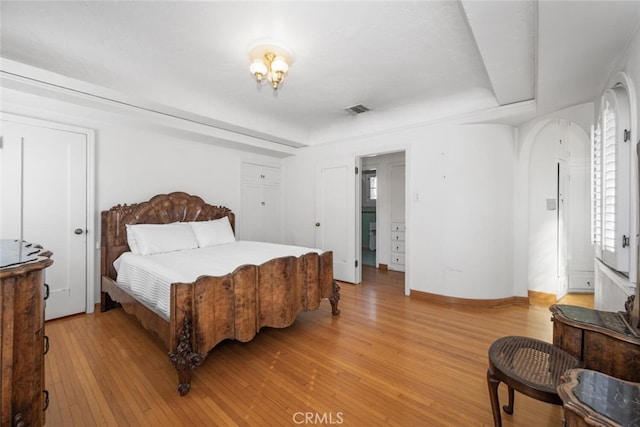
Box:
487 336 583 427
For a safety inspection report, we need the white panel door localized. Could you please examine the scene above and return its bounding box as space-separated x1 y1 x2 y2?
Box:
241 182 264 241
315 158 356 283
240 182 281 243
261 184 281 243
1 121 87 320
568 161 594 290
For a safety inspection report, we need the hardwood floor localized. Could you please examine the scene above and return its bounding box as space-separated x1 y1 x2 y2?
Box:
556 292 594 309
44 267 592 426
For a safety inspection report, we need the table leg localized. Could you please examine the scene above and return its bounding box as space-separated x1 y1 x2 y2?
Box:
503 386 514 414
487 368 502 427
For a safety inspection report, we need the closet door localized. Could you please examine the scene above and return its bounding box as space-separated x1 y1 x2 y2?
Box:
1 119 88 320
241 182 264 241
240 162 281 243
261 184 281 243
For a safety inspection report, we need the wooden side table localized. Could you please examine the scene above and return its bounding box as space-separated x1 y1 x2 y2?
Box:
558 369 640 427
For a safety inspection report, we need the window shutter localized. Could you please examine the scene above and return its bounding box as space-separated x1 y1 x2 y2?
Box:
591 122 602 253
594 86 631 274
602 100 617 254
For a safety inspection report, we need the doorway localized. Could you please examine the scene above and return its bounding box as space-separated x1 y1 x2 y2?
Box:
527 119 592 298
358 151 406 284
313 150 407 289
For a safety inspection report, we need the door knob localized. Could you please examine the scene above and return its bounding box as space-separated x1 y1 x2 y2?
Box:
74 228 84 235
315 222 320 227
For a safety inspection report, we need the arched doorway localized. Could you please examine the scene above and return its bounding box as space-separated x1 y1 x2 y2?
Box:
527 119 593 298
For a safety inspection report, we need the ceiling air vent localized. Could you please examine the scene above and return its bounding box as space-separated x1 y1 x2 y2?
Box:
344 104 370 115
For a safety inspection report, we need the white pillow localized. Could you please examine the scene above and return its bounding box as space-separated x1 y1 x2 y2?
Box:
190 217 236 248
125 224 141 254
129 222 198 255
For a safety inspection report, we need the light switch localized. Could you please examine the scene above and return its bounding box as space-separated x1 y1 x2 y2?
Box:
546 198 557 210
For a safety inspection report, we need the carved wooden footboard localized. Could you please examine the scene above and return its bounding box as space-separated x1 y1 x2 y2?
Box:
100 192 340 395
168 251 339 394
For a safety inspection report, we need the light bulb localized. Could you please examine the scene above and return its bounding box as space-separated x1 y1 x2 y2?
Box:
270 56 289 74
249 59 268 82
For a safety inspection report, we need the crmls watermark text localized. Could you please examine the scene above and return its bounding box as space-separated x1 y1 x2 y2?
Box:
292 411 344 425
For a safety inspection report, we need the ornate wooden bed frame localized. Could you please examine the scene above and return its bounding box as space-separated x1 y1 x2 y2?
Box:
100 192 340 395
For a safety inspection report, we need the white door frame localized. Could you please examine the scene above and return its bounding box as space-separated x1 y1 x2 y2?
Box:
557 159 568 298
2 112 96 313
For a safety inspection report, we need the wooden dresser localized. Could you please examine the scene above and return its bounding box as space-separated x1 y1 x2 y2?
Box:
1 240 53 426
550 304 640 383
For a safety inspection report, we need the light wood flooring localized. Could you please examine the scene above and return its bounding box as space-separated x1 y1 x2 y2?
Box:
44 267 593 426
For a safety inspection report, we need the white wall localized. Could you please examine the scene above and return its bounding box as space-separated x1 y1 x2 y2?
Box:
1 88 285 303
97 126 243 211
413 126 515 299
283 124 517 299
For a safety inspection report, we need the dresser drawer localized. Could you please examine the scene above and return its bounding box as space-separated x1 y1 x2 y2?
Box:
391 241 405 253
391 254 405 265
391 222 405 232
391 231 405 242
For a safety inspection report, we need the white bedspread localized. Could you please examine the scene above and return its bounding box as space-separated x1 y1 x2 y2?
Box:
114 241 322 320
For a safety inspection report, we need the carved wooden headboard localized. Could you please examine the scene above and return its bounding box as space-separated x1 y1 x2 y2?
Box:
100 192 235 280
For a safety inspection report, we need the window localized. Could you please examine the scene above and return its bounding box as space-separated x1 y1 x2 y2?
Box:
591 83 632 274
369 176 377 200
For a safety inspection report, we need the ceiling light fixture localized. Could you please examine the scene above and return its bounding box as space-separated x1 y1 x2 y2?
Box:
248 42 292 91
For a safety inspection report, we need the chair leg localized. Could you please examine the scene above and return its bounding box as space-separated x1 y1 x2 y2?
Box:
503 386 515 414
487 368 502 427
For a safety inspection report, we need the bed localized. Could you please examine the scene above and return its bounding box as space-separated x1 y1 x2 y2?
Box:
100 192 340 395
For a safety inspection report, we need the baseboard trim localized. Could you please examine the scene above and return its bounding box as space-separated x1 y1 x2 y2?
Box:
410 290 529 308
527 290 557 306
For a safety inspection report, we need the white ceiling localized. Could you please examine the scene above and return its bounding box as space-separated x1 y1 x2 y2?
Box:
1 1 639 148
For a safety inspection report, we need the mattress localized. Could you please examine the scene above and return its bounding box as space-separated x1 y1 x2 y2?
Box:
114 240 322 320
